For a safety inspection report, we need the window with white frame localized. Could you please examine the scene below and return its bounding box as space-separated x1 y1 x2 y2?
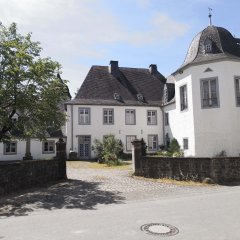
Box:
180 85 188 111
103 108 114 124
235 77 240 106
147 110 157 125
204 38 212 53
205 44 212 52
148 135 158 151
125 109 136 125
126 135 136 151
4 141 17 155
183 138 189 150
43 140 55 154
201 78 219 108
165 112 169 126
79 107 90 124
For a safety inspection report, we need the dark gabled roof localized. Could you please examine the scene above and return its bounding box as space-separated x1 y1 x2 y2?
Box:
70 63 166 106
57 73 72 100
162 83 175 106
47 129 63 138
174 25 240 74
165 83 175 102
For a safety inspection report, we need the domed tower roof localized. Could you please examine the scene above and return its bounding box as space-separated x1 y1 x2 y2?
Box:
175 25 240 73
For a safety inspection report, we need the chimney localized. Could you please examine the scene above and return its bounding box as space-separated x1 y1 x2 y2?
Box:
149 64 167 84
109 60 119 75
149 64 157 75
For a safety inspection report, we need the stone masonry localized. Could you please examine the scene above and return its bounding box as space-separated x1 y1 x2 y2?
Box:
132 139 240 183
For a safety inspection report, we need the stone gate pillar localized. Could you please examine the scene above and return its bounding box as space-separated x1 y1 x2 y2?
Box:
23 137 33 160
132 139 142 174
56 138 67 180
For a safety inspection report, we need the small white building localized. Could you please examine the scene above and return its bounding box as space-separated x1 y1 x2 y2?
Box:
0 73 71 161
0 137 61 161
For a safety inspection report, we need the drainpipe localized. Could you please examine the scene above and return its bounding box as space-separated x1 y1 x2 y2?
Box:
71 104 73 151
160 106 165 147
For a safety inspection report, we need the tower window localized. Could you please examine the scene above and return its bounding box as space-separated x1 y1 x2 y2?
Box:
205 44 212 52
204 38 212 53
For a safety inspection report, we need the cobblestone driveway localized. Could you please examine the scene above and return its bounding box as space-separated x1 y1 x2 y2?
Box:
0 161 224 218
68 161 222 201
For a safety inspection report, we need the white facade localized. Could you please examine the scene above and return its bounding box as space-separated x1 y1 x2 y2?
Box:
66 104 163 159
165 59 240 157
0 138 59 161
3 25 240 160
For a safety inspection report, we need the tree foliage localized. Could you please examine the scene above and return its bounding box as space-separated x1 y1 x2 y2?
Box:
169 138 181 153
156 138 183 157
0 23 70 142
92 135 124 165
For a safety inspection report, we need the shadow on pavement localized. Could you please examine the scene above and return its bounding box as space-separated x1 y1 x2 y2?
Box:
0 179 125 217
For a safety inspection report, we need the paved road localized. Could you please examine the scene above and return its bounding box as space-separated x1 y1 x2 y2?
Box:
0 161 240 240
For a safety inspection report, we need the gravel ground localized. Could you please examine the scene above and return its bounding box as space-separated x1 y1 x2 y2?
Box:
68 161 224 201
0 161 226 218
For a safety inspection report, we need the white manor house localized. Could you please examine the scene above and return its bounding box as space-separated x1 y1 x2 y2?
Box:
1 22 240 160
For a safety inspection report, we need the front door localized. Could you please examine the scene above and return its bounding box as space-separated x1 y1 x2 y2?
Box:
79 135 91 159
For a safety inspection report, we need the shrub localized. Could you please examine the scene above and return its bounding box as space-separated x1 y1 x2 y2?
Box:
172 151 184 157
156 150 172 157
214 150 227 157
92 139 104 161
92 135 124 165
169 138 181 153
155 138 183 157
141 138 147 156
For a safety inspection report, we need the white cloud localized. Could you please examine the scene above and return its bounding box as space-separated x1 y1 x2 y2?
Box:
0 0 188 48
61 63 90 98
150 12 189 40
0 0 189 95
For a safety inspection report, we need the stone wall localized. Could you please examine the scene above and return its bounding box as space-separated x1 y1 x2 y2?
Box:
132 140 240 183
0 159 66 195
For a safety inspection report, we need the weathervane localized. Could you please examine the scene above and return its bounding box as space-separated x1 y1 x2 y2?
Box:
208 7 213 26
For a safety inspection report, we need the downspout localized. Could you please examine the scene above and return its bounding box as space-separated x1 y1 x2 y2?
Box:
160 106 165 147
71 104 73 150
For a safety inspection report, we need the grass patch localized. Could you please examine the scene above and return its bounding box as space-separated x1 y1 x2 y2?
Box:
132 175 216 186
67 160 132 170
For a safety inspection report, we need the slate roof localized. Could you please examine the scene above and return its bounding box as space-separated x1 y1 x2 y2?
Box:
165 83 175 102
69 64 167 106
174 25 240 74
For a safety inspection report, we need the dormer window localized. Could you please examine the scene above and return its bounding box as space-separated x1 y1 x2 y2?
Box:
113 93 122 101
137 93 144 102
204 38 212 53
205 44 212 52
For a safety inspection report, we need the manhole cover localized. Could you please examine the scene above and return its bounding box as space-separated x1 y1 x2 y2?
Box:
140 223 179 237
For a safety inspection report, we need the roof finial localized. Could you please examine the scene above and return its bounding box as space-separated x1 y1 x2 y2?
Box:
208 7 213 26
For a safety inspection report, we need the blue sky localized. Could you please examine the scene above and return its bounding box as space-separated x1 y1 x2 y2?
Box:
1 0 240 96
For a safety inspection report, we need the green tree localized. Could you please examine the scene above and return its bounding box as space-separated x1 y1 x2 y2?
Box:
169 138 181 153
0 23 70 142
